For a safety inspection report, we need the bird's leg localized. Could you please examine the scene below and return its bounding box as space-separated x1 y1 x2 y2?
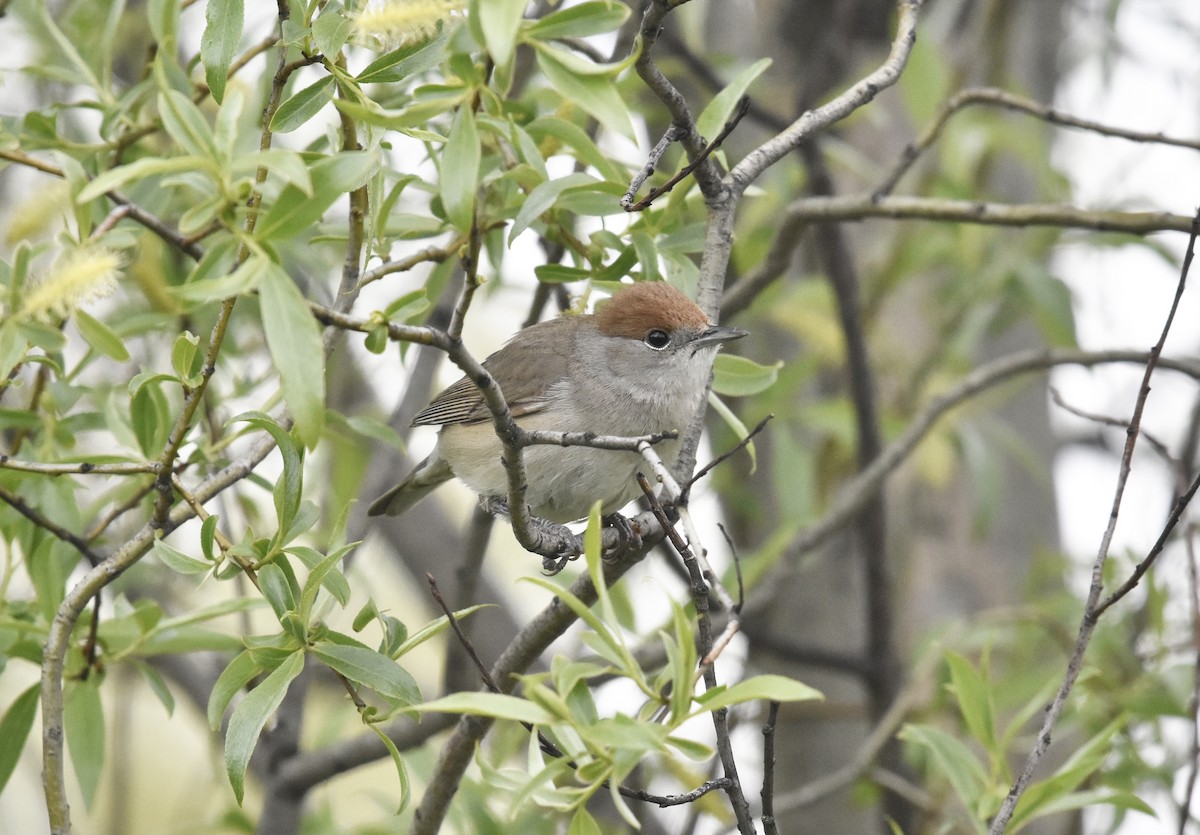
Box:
480 496 584 573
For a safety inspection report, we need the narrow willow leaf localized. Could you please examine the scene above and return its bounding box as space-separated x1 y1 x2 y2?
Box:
64 678 105 809
208 650 266 730
412 692 555 725
695 58 771 141
310 643 420 708
225 650 304 803
201 0 244 103
535 49 633 138
258 264 325 448
74 310 130 362
269 76 335 133
476 0 526 68
440 106 480 232
509 172 596 243
694 674 823 714
153 538 212 575
711 354 782 397
256 150 378 241
524 2 630 40
0 685 39 794
368 723 412 814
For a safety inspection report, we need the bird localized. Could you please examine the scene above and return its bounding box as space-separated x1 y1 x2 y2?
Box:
367 281 747 524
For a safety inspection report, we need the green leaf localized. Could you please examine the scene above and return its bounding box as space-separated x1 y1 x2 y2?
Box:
131 377 171 457
368 723 411 814
711 354 781 397
356 28 449 83
312 5 352 58
257 150 379 241
0 321 27 381
201 0 244 103
258 562 298 622
225 650 304 804
207 650 265 730
945 650 996 752
534 264 593 284
269 76 335 133
172 330 200 380
535 48 634 138
64 678 105 809
158 89 218 160
526 116 626 183
525 2 630 40
174 249 268 304
413 692 554 725
390 605 489 658
440 106 480 232
77 156 207 203
74 310 130 362
568 807 603 835
476 0 526 68
899 723 988 819
258 263 326 448
295 543 356 617
153 538 212 575
132 659 176 716
236 411 304 533
310 643 421 708
0 684 39 794
509 172 597 243
695 58 771 141
695 674 822 714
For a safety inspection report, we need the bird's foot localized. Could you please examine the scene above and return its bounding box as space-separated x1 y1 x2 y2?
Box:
601 513 642 560
481 497 583 574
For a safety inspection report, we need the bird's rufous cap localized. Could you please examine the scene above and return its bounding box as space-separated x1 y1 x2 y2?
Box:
595 282 713 339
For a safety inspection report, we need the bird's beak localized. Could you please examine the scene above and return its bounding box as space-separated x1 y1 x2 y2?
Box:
693 324 748 350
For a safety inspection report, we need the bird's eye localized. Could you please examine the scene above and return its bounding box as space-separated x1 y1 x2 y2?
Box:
644 329 671 350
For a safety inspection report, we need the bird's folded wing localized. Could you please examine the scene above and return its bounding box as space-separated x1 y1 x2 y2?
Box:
412 345 570 426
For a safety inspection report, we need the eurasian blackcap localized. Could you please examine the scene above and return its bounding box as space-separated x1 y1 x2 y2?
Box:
367 281 747 523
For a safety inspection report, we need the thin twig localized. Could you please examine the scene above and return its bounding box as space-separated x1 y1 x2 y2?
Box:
0 484 103 567
761 701 781 835
682 414 773 502
624 96 744 212
989 208 1199 834
637 471 755 832
875 86 1200 199
1179 521 1200 835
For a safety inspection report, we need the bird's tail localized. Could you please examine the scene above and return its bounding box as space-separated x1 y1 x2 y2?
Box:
367 454 454 517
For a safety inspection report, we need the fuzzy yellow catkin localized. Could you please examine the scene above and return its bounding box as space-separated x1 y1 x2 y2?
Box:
353 0 463 49
3 181 71 247
19 247 122 322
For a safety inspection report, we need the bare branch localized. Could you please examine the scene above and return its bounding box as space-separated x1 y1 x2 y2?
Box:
989 209 1200 834
876 86 1200 198
781 194 1194 235
729 0 922 192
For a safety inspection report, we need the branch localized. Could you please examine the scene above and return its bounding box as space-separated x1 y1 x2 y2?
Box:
989 209 1200 833
781 194 1194 235
876 86 1200 198
409 542 652 834
630 0 727 202
777 348 1200 569
623 97 751 212
0 484 103 567
0 457 160 475
637 468 755 833
729 0 922 192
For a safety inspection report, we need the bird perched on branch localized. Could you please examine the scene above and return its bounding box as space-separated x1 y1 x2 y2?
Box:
368 281 746 524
